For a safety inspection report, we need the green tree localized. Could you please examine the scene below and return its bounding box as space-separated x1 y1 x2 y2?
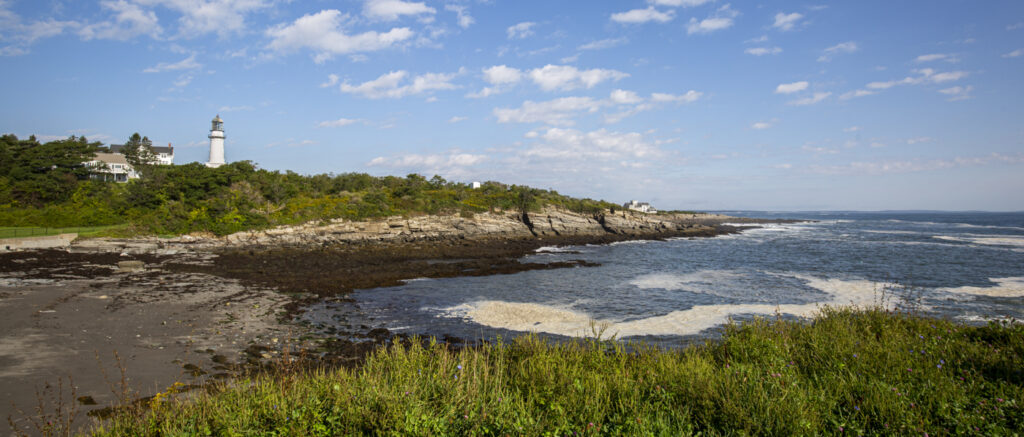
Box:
121 133 157 176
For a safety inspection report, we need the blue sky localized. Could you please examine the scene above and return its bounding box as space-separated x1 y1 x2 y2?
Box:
1 0 1023 211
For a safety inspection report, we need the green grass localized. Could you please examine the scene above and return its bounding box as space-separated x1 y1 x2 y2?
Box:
0 225 126 239
89 307 1022 436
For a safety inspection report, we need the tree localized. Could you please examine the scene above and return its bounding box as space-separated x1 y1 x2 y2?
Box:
121 133 157 171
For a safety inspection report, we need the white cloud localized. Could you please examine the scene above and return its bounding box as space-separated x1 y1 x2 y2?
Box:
789 91 831 106
368 152 487 175
444 4 474 29
839 89 876 100
906 137 932 145
494 97 607 126
938 85 973 101
526 128 660 160
915 53 958 63
363 0 436 21
317 118 363 127
775 81 808 94
338 70 459 99
448 116 467 123
578 37 628 51
817 41 858 62
466 87 500 98
751 121 772 130
746 35 768 43
745 46 781 56
124 0 270 38
843 126 861 132
610 89 643 105
528 64 629 91
506 21 536 39
686 4 738 34
1003 49 1023 58
320 74 340 88
143 54 201 73
650 91 702 103
611 7 675 24
483 65 523 85
865 68 969 91
772 12 803 31
648 0 714 6
266 10 413 63
78 0 161 41
1007 22 1023 31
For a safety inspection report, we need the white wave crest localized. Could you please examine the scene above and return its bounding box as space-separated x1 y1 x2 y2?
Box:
933 235 1024 247
941 277 1024 297
630 270 746 291
442 275 889 338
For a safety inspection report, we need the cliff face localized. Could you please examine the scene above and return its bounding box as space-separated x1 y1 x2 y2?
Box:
69 208 736 253
217 207 726 247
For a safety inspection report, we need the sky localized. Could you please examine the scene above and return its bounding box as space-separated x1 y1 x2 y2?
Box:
1 0 1023 211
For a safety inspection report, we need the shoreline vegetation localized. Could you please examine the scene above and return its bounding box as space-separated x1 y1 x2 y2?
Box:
85 307 1022 436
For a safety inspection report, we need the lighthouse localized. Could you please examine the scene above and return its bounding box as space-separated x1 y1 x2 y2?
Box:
206 115 226 168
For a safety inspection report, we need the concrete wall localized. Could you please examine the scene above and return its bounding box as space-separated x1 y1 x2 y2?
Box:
0 234 77 251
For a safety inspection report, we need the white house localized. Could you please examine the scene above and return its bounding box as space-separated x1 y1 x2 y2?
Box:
107 143 174 165
624 200 658 214
87 153 139 182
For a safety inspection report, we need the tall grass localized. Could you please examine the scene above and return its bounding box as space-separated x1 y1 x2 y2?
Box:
90 307 1022 435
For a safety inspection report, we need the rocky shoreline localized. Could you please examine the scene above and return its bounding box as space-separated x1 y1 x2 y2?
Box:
0 208 792 432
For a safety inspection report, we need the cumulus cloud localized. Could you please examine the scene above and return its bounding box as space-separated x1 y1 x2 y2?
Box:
1003 49 1023 58
745 46 781 56
865 68 969 91
363 0 436 21
266 10 413 63
483 65 523 85
775 81 808 94
611 7 675 24
444 4 474 29
772 12 802 31
494 97 607 125
143 54 201 73
528 65 629 91
448 116 467 123
610 89 643 105
506 21 536 39
368 151 487 177
525 128 661 160
78 0 162 41
751 121 772 130
650 91 702 103
338 70 460 99
686 4 738 34
839 89 876 100
817 41 857 62
789 92 831 106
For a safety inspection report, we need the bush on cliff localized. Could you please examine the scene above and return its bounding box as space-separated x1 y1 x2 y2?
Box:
0 134 617 236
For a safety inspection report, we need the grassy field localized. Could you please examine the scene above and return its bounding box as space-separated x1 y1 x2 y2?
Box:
79 307 1023 436
0 225 127 239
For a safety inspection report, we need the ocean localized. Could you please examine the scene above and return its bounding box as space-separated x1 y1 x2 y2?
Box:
303 212 1024 347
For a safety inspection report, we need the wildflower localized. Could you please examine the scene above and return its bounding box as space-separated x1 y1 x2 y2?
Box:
907 368 913 372
839 426 844 432
854 406 860 411
457 365 462 371
853 354 858 358
910 403 915 408
464 415 469 419
588 423 594 428
940 359 945 364
937 364 942 369
997 398 1004 403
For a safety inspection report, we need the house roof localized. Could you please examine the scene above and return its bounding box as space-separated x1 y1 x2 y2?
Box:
108 144 174 154
92 152 129 165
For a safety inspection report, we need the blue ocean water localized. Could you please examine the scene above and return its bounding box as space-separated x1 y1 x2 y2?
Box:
303 212 1024 347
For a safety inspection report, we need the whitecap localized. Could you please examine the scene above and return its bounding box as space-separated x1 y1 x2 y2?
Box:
630 270 746 291
941 277 1024 298
933 235 1024 247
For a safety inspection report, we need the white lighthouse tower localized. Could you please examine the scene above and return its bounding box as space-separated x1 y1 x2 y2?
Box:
206 115 226 168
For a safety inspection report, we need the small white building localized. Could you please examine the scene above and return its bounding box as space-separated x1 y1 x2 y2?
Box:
87 153 139 182
471 181 482 189
624 200 658 214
